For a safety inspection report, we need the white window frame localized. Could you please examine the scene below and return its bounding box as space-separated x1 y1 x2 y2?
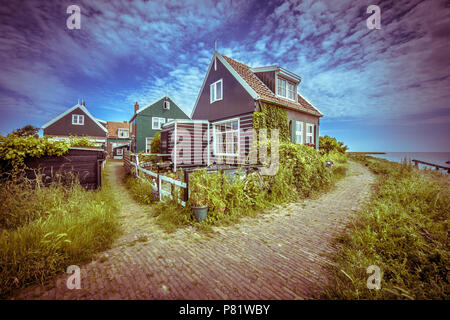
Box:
295 121 303 144
116 148 123 156
145 137 152 153
72 114 84 125
210 79 223 104
306 123 314 144
212 118 240 156
118 128 129 138
276 76 296 101
163 100 170 110
152 117 165 130
287 82 295 100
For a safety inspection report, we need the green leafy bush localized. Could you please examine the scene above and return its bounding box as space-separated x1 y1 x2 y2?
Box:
319 135 348 155
184 142 335 225
276 142 332 197
151 133 161 153
188 169 209 207
127 141 347 232
0 135 97 172
68 136 98 148
8 125 39 138
253 103 290 142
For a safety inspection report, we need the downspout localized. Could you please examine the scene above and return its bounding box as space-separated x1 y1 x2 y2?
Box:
174 121 177 172
316 118 320 151
207 121 210 166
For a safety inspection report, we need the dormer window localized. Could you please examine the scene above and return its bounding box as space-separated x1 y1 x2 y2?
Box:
72 114 84 125
276 77 296 101
118 128 129 138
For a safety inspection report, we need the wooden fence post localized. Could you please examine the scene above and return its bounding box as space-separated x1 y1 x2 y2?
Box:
135 154 139 177
184 170 189 202
158 174 161 201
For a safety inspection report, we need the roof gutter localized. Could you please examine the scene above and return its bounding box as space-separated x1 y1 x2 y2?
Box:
257 97 323 117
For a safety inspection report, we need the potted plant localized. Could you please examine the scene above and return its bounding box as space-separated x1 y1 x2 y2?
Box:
189 170 209 222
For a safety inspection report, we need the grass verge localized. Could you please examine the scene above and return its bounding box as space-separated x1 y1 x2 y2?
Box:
321 154 449 299
0 166 121 298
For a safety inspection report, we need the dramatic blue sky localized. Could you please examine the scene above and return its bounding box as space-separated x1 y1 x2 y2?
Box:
0 0 449 151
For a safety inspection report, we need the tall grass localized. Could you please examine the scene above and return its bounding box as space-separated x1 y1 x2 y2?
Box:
0 168 121 298
322 155 449 299
124 172 157 205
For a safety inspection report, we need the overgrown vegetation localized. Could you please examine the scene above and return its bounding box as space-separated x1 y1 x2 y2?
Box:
322 154 449 299
124 171 158 205
319 135 348 155
7 125 40 138
0 167 121 298
151 133 161 153
253 103 290 142
125 136 349 233
0 135 98 172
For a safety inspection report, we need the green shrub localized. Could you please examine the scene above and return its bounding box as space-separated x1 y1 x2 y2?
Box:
8 125 39 138
253 103 290 142
188 169 209 207
126 141 347 232
0 135 97 172
319 135 348 155
277 142 332 197
151 133 161 153
0 169 121 298
183 142 335 225
322 155 450 299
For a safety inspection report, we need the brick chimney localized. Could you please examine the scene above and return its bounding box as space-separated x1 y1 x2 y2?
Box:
81 100 85 106
134 101 139 114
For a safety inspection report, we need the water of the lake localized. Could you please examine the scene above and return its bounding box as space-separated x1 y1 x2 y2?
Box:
370 152 450 173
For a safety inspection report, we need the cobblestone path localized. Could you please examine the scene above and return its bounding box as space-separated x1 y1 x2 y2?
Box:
14 160 375 299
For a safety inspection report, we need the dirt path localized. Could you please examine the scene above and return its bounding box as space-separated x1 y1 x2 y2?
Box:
14 160 375 299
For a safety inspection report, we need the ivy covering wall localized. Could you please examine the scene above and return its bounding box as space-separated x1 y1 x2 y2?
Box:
252 102 290 142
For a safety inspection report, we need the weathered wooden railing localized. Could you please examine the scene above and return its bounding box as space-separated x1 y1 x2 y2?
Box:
123 150 187 206
412 159 450 173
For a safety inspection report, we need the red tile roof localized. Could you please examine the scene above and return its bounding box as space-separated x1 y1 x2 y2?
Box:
221 55 322 117
106 121 130 137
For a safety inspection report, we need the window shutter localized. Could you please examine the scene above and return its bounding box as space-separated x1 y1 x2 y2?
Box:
300 122 303 144
289 120 295 143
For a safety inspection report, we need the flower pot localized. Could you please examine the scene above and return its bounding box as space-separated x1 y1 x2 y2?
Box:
191 205 208 222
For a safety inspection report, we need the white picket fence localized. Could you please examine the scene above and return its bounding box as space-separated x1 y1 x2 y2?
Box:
124 150 187 206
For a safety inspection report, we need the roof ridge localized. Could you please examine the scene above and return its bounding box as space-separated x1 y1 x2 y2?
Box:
221 54 249 68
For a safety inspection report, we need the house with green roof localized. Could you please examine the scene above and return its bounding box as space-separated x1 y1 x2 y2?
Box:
129 96 190 153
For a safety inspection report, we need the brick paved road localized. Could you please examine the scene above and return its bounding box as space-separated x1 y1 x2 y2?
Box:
13 161 375 299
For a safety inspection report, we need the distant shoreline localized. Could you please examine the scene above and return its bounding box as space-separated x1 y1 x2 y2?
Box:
347 152 386 154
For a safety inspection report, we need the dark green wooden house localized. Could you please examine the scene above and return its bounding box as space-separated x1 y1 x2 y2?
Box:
129 96 190 153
